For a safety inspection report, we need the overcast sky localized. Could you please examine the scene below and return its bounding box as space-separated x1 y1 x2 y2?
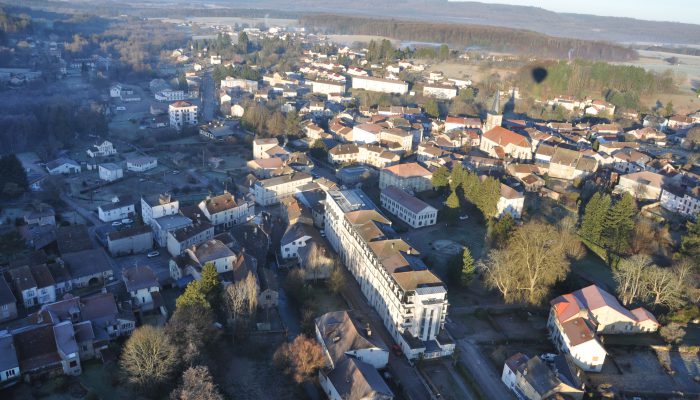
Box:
449 0 700 24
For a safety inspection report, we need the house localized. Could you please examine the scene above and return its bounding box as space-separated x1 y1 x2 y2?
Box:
141 193 179 226
548 147 598 181
668 114 693 130
220 77 258 92
660 185 700 220
480 127 532 160
379 163 432 193
86 140 116 158
98 163 123 182
298 241 334 281
231 104 245 118
351 76 408 94
59 248 114 288
502 353 584 400
48 263 72 297
548 285 659 372
166 221 215 257
199 123 234 141
0 279 18 322
169 101 198 130
198 191 254 231
0 333 20 386
8 266 37 308
252 138 289 160
152 214 193 247
31 264 56 305
319 357 394 400
611 148 651 173
98 196 135 223
247 157 286 178
280 223 319 259
185 239 236 274
310 80 346 96
122 265 161 312
107 225 153 257
24 207 56 227
252 172 313 206
257 268 279 309
497 183 524 219
615 171 667 200
352 123 382 144
380 128 413 152
12 322 82 379
380 186 437 228
126 156 157 172
46 158 81 175
315 310 389 369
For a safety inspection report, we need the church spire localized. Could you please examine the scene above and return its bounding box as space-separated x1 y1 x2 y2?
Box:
490 91 501 115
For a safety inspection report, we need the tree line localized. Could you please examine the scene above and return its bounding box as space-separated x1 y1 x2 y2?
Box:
300 14 638 61
432 164 501 219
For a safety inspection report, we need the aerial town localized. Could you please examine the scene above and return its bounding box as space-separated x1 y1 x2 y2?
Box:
1 1 700 400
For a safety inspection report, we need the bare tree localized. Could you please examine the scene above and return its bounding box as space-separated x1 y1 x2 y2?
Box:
273 335 325 384
224 271 259 324
660 323 686 344
644 264 687 309
120 326 179 389
614 254 652 306
327 264 345 294
170 366 223 400
479 249 516 302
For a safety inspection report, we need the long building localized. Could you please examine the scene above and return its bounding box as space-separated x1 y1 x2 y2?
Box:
351 76 408 95
324 188 454 360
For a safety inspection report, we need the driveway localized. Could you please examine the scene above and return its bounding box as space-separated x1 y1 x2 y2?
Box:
452 339 515 400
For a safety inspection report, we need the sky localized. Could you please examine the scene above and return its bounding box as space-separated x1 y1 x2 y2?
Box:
449 0 700 24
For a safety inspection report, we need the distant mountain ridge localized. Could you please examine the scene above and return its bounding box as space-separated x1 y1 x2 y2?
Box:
223 0 700 45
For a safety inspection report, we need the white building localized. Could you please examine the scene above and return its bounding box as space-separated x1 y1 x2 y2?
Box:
122 265 161 312
169 101 198 130
497 183 524 219
155 89 187 102
198 192 254 230
660 186 700 220
210 55 222 65
98 196 135 222
166 222 214 257
324 189 455 360
98 163 123 182
220 77 258 92
351 76 408 94
310 80 346 96
126 156 157 172
253 172 313 206
86 140 117 158
141 193 179 226
380 186 437 228
548 285 659 372
423 84 457 100
352 123 382 144
615 171 666 200
46 158 81 175
252 138 289 160
378 163 433 193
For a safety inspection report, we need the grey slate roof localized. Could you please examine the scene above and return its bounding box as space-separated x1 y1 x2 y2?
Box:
326 357 393 400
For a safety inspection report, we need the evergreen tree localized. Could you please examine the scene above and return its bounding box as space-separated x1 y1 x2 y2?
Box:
0 154 28 199
431 166 450 190
461 248 475 286
438 44 450 61
579 192 611 244
680 215 700 264
601 193 636 255
237 31 250 53
176 281 209 310
199 263 222 308
285 111 301 135
449 163 465 191
445 189 461 219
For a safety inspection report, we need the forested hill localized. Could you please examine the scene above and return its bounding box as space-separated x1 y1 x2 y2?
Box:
300 14 637 61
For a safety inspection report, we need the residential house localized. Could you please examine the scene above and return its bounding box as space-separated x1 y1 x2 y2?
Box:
98 196 135 223
280 223 318 259
380 186 437 228
502 353 584 400
252 172 313 206
0 333 20 386
548 147 598 181
379 163 432 193
668 114 693 130
310 80 346 96
24 208 56 227
106 226 153 257
253 138 289 160
319 357 394 400
86 141 116 158
380 128 413 152
548 285 659 372
32 264 56 305
0 279 18 322
46 158 81 175
611 148 651 173
141 193 179 227
660 185 700 220
185 239 236 274
198 191 254 231
615 171 667 200
315 310 389 369
247 157 286 178
98 163 123 182
126 156 157 172
480 127 532 160
423 83 457 99
352 123 382 144
8 266 37 308
497 183 525 219
122 265 161 312
59 248 114 288
152 214 193 247
166 221 215 257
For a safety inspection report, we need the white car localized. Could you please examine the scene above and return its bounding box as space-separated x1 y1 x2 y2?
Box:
147 251 160 258
111 221 122 227
459 215 469 220
121 218 133 224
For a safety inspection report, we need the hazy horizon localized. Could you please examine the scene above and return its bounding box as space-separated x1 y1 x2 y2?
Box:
448 0 700 25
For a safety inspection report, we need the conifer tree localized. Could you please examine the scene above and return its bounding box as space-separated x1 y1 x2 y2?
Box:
461 248 475 286
602 193 636 255
579 192 611 244
431 166 450 190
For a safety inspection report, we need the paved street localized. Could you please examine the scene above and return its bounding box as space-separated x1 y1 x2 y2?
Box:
451 338 515 400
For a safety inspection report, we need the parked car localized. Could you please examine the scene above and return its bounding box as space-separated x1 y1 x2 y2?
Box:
147 251 160 258
111 221 122 227
391 344 403 357
459 215 469 220
121 218 133 224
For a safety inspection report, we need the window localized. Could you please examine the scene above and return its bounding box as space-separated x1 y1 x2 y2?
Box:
69 361 78 368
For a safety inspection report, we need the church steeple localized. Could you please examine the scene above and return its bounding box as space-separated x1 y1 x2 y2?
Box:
484 91 503 132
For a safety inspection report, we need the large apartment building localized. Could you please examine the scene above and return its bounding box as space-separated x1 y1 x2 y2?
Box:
168 101 198 130
253 172 313 206
351 76 408 95
324 188 454 360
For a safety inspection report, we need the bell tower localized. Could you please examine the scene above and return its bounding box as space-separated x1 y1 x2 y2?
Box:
484 91 503 133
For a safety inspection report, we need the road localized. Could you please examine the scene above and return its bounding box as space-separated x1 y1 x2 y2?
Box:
200 68 216 123
449 337 516 400
336 266 435 400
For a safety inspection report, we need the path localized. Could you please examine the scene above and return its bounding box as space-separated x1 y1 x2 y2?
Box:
454 339 515 400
